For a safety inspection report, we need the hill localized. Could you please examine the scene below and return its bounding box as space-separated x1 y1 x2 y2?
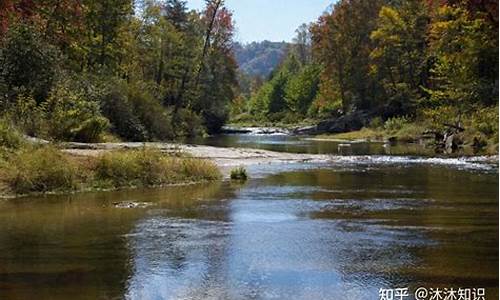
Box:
233 41 289 78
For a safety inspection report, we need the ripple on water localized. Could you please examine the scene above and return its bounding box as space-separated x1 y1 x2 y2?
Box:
329 155 498 171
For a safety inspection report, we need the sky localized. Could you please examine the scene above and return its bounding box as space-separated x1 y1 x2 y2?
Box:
186 0 333 43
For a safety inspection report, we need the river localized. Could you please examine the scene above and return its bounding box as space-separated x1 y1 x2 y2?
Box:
0 132 498 300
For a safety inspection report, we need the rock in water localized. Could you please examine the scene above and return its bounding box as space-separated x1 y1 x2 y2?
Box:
113 201 152 209
444 133 463 154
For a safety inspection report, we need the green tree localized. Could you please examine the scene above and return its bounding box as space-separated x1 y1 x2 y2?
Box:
370 1 430 117
311 0 385 113
0 22 60 102
194 2 237 132
82 0 133 71
284 64 321 115
292 23 312 66
427 5 498 120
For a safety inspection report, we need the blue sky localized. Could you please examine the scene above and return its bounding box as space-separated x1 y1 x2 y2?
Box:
186 0 333 43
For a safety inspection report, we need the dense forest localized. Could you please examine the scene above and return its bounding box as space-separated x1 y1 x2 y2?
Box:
0 0 498 152
235 0 498 151
0 0 237 142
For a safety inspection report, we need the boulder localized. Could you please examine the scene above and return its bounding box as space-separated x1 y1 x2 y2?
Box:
444 133 463 154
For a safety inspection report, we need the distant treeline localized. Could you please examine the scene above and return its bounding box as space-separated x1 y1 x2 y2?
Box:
0 0 237 142
235 0 498 142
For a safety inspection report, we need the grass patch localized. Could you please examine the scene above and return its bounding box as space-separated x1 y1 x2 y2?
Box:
2 146 84 194
230 167 248 181
317 121 426 143
0 146 221 196
0 118 25 149
318 128 384 141
95 148 221 188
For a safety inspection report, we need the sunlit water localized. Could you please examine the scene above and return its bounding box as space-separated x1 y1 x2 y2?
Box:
0 134 498 300
188 133 438 156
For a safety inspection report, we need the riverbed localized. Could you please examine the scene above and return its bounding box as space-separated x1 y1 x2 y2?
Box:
0 132 498 299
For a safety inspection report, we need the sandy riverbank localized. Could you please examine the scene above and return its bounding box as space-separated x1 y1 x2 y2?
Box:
61 142 332 175
61 142 498 175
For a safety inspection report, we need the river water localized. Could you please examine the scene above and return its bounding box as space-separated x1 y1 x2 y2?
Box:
0 133 498 300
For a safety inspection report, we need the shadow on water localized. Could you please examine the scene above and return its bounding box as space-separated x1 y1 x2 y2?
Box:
0 138 498 299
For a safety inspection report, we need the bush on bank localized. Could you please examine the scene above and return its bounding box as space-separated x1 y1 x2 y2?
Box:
0 146 221 196
230 167 248 181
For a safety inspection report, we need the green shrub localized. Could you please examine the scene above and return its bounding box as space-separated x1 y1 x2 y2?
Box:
0 118 24 149
41 80 110 142
174 109 205 137
384 116 410 132
369 117 384 129
101 81 148 141
281 111 303 124
0 22 60 102
95 150 142 186
394 123 424 142
180 158 222 181
127 82 175 140
3 146 81 194
471 106 498 137
230 112 255 124
9 93 43 136
230 167 248 181
421 106 459 129
73 117 110 142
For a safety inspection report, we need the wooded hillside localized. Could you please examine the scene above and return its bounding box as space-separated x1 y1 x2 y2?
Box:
0 0 237 142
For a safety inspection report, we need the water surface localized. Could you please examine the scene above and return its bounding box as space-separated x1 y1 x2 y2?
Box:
0 134 498 300
189 133 436 156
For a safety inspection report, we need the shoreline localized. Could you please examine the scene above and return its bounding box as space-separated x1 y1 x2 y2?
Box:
60 141 499 168
2 140 497 199
60 142 333 174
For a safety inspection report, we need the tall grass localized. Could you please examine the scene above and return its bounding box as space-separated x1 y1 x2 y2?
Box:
0 118 25 149
1 147 221 196
95 148 221 188
3 146 82 194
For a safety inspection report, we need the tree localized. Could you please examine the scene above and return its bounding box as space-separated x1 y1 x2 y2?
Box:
292 23 312 66
195 0 224 87
311 0 385 114
195 2 238 132
0 22 60 102
370 1 430 117
426 5 498 120
82 0 133 71
165 0 189 30
285 64 321 115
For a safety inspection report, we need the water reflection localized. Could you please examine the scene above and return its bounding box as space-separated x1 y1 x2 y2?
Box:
0 183 228 300
0 163 497 299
